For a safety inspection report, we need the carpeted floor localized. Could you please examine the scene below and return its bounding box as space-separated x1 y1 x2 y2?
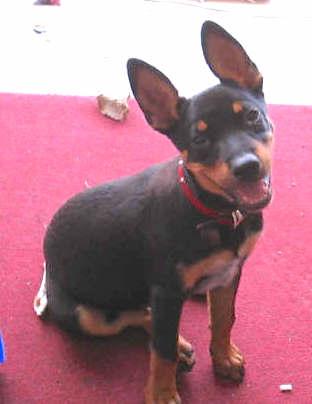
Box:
0 93 311 404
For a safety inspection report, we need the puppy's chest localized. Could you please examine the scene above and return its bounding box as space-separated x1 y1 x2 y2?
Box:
178 222 261 294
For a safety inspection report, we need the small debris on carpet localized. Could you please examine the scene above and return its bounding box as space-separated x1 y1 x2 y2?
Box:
279 384 293 392
97 94 129 121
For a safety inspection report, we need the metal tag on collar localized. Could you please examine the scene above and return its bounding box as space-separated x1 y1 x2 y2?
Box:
232 209 244 228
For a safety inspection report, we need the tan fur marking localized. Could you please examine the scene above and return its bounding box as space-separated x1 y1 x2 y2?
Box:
181 250 234 290
77 305 151 336
145 349 179 404
255 137 274 173
208 278 245 381
232 101 243 114
186 160 232 200
196 119 208 131
208 284 235 349
238 231 261 258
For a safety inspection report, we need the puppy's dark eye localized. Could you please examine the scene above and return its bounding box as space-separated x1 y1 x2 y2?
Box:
246 109 260 123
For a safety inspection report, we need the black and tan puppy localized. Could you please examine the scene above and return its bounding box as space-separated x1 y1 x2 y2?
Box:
34 21 273 404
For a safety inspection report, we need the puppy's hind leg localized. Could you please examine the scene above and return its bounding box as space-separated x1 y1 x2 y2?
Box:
33 262 48 317
76 305 152 337
77 306 195 371
33 261 152 337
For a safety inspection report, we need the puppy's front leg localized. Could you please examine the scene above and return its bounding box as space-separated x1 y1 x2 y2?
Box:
208 268 245 382
145 285 183 404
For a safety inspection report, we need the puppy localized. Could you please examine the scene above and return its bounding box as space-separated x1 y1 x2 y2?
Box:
34 21 273 404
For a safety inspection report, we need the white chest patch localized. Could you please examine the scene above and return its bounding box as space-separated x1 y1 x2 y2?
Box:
192 256 242 294
178 231 261 294
178 250 242 294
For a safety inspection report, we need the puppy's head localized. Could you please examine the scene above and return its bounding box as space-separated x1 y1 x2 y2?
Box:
127 21 273 213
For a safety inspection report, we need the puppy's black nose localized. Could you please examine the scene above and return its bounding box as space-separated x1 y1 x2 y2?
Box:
232 153 261 182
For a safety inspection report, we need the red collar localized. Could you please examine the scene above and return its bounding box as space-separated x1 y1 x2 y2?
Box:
178 160 245 228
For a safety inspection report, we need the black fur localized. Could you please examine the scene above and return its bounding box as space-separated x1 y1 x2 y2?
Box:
42 21 273 383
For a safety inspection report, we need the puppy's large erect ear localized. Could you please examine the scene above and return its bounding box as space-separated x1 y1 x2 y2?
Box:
127 59 180 132
201 21 263 91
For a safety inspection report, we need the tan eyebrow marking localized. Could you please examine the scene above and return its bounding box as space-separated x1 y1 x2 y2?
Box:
232 101 243 114
196 120 208 131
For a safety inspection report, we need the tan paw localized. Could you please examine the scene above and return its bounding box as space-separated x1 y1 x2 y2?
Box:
145 386 181 404
146 349 181 404
211 342 245 382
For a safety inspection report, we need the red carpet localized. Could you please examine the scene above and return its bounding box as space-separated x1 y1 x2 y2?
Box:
0 93 311 404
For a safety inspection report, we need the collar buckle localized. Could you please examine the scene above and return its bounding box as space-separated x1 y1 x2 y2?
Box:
232 209 244 228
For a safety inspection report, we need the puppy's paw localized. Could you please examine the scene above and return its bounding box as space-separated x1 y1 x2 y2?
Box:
145 386 181 404
145 350 181 404
211 342 245 382
177 335 195 372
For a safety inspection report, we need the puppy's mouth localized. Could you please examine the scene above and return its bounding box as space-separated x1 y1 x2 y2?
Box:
232 176 272 212
203 173 272 213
